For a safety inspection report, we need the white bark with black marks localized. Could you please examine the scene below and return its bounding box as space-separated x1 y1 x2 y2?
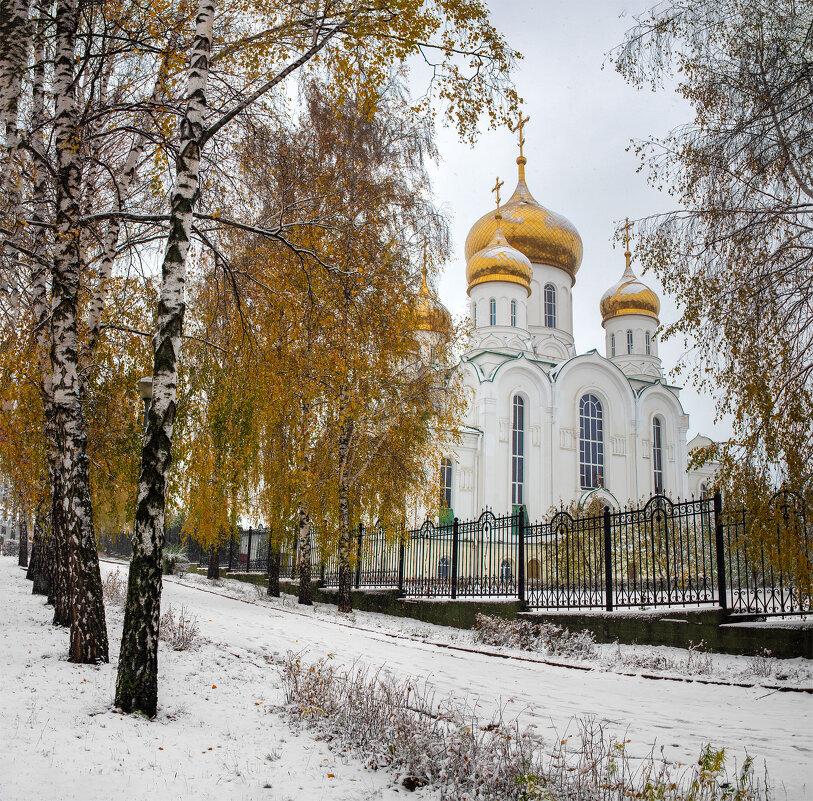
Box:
336 390 354 613
297 506 312 606
50 0 108 663
115 0 216 717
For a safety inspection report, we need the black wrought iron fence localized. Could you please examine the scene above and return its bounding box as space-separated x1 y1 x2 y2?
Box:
100 493 810 616
315 493 811 616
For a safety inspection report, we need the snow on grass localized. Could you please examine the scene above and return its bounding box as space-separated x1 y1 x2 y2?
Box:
0 556 437 801
3 555 811 800
170 566 813 689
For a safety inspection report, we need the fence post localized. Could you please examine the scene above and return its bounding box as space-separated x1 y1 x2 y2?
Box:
228 532 235 571
517 508 525 604
603 507 613 612
451 517 459 599
398 538 405 594
247 527 253 572
714 491 728 612
355 523 363 589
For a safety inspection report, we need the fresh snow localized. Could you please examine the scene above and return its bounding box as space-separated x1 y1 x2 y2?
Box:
2 555 811 800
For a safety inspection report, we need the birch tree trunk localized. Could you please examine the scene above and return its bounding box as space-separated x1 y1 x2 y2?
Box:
17 505 27 567
26 516 37 579
297 506 312 605
207 543 219 579
50 0 108 663
31 4 63 620
28 507 50 595
31 9 55 605
115 0 216 717
0 0 32 334
267 533 280 597
336 395 354 613
0 0 31 192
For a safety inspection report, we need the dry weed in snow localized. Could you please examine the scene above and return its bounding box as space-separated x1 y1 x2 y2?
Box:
607 640 714 676
473 613 598 658
159 604 200 650
101 568 127 607
278 653 768 800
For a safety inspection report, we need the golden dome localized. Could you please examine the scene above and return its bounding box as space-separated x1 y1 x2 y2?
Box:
600 252 660 326
415 265 452 334
465 215 532 295
464 157 583 283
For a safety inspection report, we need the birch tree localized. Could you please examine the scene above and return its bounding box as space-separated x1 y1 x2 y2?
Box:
115 0 518 715
613 0 813 512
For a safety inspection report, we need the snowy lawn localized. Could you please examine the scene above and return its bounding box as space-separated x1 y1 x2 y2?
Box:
2 555 811 799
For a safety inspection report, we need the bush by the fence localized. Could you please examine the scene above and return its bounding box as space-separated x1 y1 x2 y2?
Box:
473 613 597 658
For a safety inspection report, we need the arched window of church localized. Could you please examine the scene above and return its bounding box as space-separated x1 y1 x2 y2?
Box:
511 395 525 505
652 416 664 494
626 329 634 354
699 482 708 500
579 394 604 489
645 331 651 355
611 333 616 357
438 556 450 579
440 458 453 509
510 299 517 327
489 297 496 326
500 559 512 584
544 283 557 328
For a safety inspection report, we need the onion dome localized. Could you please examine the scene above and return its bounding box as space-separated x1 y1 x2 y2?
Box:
600 249 660 326
465 212 533 295
415 265 452 334
464 156 583 283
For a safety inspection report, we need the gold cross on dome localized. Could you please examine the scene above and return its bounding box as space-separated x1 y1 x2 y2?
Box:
621 217 633 251
511 112 530 158
492 176 504 211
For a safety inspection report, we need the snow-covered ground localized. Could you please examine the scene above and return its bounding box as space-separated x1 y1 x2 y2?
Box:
2 555 811 800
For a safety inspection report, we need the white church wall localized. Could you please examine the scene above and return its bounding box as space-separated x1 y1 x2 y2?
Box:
636 384 690 500
550 353 637 505
492 360 553 519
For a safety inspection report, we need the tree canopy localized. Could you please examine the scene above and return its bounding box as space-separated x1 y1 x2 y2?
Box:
613 0 813 509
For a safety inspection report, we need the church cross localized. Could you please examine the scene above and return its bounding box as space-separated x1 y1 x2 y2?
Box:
621 217 633 251
511 112 530 158
492 176 504 211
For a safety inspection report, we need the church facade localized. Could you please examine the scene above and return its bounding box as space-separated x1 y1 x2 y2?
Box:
417 144 714 523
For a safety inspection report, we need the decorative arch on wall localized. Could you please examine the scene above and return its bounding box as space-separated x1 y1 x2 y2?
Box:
552 352 637 420
577 487 620 511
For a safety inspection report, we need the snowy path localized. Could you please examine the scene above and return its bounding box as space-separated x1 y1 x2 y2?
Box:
3 556 811 800
156 571 813 799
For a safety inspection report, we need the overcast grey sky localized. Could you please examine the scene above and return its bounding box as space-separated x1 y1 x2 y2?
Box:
425 0 729 443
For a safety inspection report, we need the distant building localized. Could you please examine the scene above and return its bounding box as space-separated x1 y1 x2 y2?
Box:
417 137 716 521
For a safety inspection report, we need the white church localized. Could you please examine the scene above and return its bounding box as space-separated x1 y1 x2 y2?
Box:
416 135 715 522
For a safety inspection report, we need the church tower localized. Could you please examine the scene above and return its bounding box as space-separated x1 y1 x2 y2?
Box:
465 178 533 350
414 262 452 361
464 116 583 362
600 220 662 379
